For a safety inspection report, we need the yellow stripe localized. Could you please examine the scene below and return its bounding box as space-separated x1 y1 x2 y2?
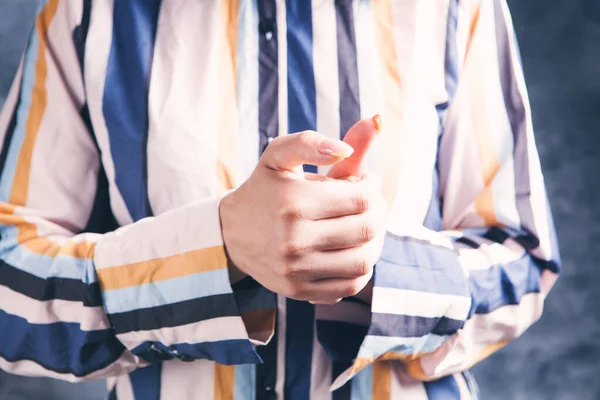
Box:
0 1 96 261
467 5 500 226
372 360 392 400
97 246 227 291
373 0 404 207
11 0 60 206
214 363 235 400
217 0 239 193
405 340 510 381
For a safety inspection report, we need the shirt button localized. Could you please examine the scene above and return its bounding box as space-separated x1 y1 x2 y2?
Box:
267 137 274 143
264 386 273 392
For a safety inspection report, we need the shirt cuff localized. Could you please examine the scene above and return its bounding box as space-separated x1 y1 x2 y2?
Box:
329 231 472 390
93 195 274 365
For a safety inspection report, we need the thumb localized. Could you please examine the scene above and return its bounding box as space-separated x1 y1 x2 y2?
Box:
260 130 355 177
327 115 381 179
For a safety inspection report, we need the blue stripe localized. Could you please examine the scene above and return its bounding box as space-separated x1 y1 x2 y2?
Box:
102 269 233 313
357 334 448 359
234 364 256 400
350 364 372 400
130 363 162 400
468 253 542 315
103 0 162 221
375 233 469 296
0 226 96 283
286 0 317 174
424 375 461 400
316 320 366 361
0 309 124 376
0 23 40 202
284 299 314 400
132 340 262 365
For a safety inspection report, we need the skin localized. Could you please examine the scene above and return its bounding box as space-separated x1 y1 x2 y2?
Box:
220 117 385 303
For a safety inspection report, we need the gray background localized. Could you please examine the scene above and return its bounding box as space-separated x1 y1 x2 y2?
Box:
0 0 598 399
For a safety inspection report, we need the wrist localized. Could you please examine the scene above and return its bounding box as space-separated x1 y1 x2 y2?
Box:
219 190 249 284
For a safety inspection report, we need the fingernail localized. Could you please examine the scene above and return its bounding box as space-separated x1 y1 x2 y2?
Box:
318 138 355 158
372 114 382 133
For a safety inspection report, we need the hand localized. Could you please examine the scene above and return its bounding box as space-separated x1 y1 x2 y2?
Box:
312 115 385 304
219 129 385 302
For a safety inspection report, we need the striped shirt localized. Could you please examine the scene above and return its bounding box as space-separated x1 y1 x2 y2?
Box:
0 0 560 399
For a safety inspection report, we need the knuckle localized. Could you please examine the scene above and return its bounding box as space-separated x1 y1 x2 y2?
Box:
344 279 363 297
353 194 370 214
282 241 305 258
296 130 317 145
355 258 372 277
358 221 377 243
284 281 304 299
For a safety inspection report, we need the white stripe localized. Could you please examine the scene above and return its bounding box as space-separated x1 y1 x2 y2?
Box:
310 320 332 399
394 366 429 399
418 291 544 378
94 195 223 269
117 316 249 349
455 373 474 399
0 285 110 331
275 295 286 400
84 0 133 225
115 374 135 400
276 0 288 138
372 287 471 321
312 0 340 176
355 0 383 173
160 359 215 399
0 352 141 383
146 0 222 214
236 0 260 182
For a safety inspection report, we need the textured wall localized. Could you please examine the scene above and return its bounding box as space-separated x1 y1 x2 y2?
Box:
0 0 598 399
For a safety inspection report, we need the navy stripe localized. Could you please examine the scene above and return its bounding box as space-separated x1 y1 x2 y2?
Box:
103 0 162 221
255 312 278 400
130 363 162 400
455 236 481 249
72 0 92 76
483 226 510 244
492 0 548 260
0 259 102 306
0 309 125 377
107 387 117 400
131 339 261 366
316 320 366 361
376 233 469 297
335 0 360 139
109 293 240 334
468 253 543 315
369 313 464 338
424 375 461 400
332 360 353 400
424 0 459 231
284 299 314 400
286 0 317 173
258 0 279 156
0 67 25 178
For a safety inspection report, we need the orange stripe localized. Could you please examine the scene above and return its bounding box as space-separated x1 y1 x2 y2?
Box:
217 0 239 193
465 6 500 226
373 0 404 206
405 340 510 381
214 363 235 400
372 360 392 400
96 246 227 291
10 0 59 206
0 1 96 261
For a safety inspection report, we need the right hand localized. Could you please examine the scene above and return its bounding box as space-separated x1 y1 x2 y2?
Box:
219 130 386 302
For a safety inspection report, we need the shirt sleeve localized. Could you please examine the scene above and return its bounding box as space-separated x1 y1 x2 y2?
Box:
324 0 560 390
0 0 274 382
